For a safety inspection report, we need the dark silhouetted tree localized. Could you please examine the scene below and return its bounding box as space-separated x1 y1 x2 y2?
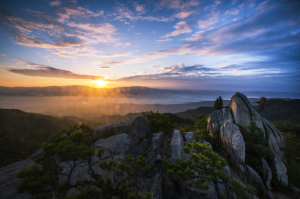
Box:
213 96 223 110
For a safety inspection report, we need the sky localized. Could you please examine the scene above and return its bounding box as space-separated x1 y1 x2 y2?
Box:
0 0 299 92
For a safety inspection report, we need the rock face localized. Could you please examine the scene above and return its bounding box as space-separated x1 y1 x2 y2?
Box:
272 155 288 186
94 115 151 144
246 165 267 197
152 132 164 154
220 120 245 174
261 157 272 190
207 107 234 139
94 133 138 158
208 92 288 188
228 92 265 134
185 132 196 143
170 130 184 159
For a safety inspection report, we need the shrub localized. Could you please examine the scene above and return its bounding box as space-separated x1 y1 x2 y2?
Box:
163 140 228 189
227 180 257 199
191 114 211 141
142 110 173 135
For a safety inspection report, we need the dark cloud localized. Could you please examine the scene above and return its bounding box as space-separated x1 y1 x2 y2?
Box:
8 60 104 80
119 64 219 80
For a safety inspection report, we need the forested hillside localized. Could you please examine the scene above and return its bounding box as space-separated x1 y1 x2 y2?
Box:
255 99 300 123
0 109 103 167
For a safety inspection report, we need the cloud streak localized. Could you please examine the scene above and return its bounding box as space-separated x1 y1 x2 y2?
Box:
6 59 105 80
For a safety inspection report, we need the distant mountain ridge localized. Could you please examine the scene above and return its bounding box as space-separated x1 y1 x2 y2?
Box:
0 85 299 98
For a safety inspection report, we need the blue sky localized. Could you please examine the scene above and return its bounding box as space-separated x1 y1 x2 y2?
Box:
0 0 299 92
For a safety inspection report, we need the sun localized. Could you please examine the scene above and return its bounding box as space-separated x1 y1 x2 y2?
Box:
94 80 108 88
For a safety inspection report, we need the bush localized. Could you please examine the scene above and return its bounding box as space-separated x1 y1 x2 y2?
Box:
142 110 174 135
228 180 257 199
191 114 210 141
163 140 228 189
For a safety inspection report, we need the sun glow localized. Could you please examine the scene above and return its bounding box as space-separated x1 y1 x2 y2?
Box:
94 80 108 87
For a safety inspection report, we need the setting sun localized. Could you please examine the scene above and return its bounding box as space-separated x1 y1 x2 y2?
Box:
94 80 108 87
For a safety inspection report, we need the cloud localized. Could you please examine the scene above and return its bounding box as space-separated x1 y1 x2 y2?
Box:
49 0 62 6
163 21 192 37
197 11 219 29
134 3 145 14
157 0 199 10
6 59 105 80
156 38 173 43
98 52 131 58
97 61 125 65
120 63 218 80
173 11 194 19
0 6 120 58
224 8 240 15
0 54 6 57
99 66 112 69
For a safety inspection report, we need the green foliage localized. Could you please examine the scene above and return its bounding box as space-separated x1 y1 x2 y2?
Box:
142 110 174 134
227 180 257 199
237 122 273 177
191 114 210 141
274 120 300 188
213 96 223 111
163 140 228 189
17 124 152 199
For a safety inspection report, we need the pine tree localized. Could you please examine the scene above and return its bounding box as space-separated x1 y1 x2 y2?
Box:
213 96 223 110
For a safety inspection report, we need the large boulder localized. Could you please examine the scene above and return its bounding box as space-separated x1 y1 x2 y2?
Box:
185 132 196 143
228 92 265 135
246 165 267 197
220 120 245 173
207 107 234 139
170 130 184 159
94 133 138 158
94 115 151 144
271 155 288 186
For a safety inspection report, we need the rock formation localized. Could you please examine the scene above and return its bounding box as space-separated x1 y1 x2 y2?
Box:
208 92 289 198
0 93 296 199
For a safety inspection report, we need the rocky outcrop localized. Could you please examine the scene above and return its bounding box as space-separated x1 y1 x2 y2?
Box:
94 133 138 158
246 165 267 197
220 120 245 174
272 155 288 186
262 118 285 159
208 92 288 188
170 130 184 159
228 92 265 134
207 107 234 139
185 132 196 143
152 132 164 154
94 115 151 144
261 157 272 190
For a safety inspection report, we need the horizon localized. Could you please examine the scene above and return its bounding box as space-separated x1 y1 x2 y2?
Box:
1 84 300 94
0 0 300 92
